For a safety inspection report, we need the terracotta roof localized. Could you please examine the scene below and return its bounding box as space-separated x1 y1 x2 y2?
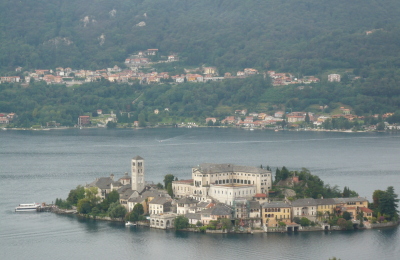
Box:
360 207 373 213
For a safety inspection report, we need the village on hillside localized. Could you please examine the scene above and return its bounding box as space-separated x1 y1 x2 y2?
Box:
0 49 266 85
56 156 398 233
0 48 328 87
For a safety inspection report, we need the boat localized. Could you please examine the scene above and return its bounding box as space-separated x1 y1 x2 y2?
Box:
125 221 137 226
15 203 40 212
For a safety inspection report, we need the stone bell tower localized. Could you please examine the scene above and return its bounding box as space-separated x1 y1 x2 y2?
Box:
131 156 145 192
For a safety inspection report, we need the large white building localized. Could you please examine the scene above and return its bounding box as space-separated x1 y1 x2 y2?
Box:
173 163 272 203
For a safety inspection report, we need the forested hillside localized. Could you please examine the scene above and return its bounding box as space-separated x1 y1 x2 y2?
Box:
2 0 400 128
2 0 400 74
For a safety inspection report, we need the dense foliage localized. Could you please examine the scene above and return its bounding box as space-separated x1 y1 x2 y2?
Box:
3 72 400 128
2 0 400 75
370 186 399 221
273 167 358 200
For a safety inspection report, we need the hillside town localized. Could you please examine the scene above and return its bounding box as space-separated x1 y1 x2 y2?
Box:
78 156 389 232
0 49 266 85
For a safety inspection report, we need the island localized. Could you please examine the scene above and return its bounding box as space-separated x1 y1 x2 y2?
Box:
53 156 399 233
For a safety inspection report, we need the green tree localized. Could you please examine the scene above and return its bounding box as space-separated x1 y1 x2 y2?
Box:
342 211 351 220
164 174 175 190
85 187 100 205
106 121 117 128
108 202 127 219
175 215 189 230
132 203 144 216
107 190 120 204
379 186 399 220
77 198 93 214
220 218 232 230
67 185 85 205
300 217 311 227
167 183 173 197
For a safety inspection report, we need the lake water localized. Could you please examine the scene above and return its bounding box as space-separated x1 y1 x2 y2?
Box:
1 128 399 260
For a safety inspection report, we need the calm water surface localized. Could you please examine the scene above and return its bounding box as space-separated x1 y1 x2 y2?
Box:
1 128 399 260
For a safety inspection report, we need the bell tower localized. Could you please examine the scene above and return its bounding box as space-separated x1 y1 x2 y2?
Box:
131 156 145 192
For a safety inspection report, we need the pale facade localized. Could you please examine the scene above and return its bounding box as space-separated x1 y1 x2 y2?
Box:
131 156 145 192
328 74 341 82
209 184 256 205
173 163 272 202
150 213 176 229
292 198 318 222
172 180 194 198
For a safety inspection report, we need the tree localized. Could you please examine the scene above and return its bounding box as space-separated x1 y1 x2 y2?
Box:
167 183 174 197
108 202 127 219
132 203 144 216
300 217 311 227
107 190 120 204
372 189 385 209
156 183 164 189
85 187 100 205
305 112 310 124
379 186 399 220
77 198 93 214
175 215 189 230
220 218 232 230
106 121 117 128
342 211 351 220
336 218 347 230
164 174 175 190
67 185 85 205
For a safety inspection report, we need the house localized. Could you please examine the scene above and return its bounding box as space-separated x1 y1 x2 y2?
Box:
244 68 258 75
291 198 318 222
359 207 373 219
199 203 232 225
146 49 158 56
78 116 90 126
315 198 336 218
205 118 217 124
253 193 268 202
172 179 193 198
221 116 236 125
328 74 341 82
149 196 172 215
86 174 115 199
177 197 198 215
262 201 292 227
203 67 217 75
274 111 284 118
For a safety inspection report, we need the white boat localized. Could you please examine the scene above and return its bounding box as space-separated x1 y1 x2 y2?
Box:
125 221 136 226
15 203 40 212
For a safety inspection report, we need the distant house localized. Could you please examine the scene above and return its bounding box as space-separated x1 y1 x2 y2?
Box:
328 74 341 82
262 201 292 227
78 116 90 126
149 196 172 215
177 197 198 215
146 49 158 56
203 67 217 75
274 111 284 118
205 117 217 124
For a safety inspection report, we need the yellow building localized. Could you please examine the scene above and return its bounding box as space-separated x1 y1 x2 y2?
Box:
262 201 292 227
315 198 336 220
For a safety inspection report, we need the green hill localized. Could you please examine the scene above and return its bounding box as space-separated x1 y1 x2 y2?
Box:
2 0 400 74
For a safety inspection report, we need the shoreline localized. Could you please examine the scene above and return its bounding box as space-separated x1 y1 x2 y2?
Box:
52 208 399 234
1 125 389 134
